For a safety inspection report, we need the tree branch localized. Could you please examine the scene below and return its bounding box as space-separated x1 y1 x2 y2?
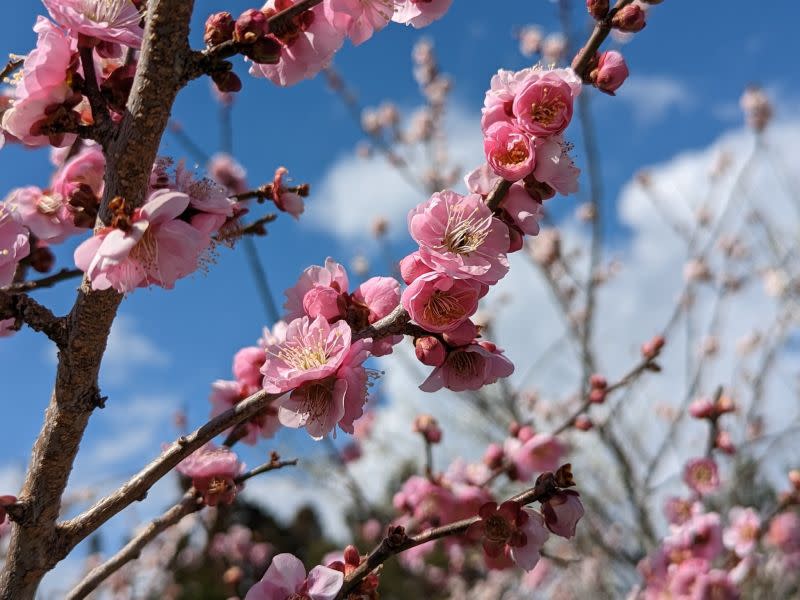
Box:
571 0 636 80
2 268 83 294
0 290 67 345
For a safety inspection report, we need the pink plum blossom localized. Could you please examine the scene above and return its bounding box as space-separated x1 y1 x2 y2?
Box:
42 0 144 47
504 433 566 481
766 511 800 554
511 68 582 137
249 1 344 87
5 186 80 243
402 271 483 333
245 553 343 600
284 258 349 322
0 206 30 286
723 507 761 558
325 0 393 45
683 457 721 496
408 190 510 285
665 512 724 563
500 183 544 237
393 475 455 525
533 136 580 196
592 50 629 95
392 0 452 28
466 501 550 571
663 496 702 526
1 18 77 148
483 121 535 181
210 379 280 444
399 251 433 284
176 444 244 506
541 491 584 538
74 189 210 292
51 143 105 201
420 341 514 392
270 166 305 218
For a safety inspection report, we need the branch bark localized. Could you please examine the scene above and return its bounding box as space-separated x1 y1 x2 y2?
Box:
0 1 197 597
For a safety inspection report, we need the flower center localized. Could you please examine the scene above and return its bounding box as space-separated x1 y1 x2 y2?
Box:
484 515 512 544
448 350 480 376
423 290 466 326
693 465 712 484
497 140 529 166
442 205 491 255
129 226 158 270
295 379 336 424
206 477 232 497
80 0 138 25
530 87 565 127
36 193 62 216
278 338 330 370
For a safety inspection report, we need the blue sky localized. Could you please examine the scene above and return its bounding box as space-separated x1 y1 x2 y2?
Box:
2 0 799 582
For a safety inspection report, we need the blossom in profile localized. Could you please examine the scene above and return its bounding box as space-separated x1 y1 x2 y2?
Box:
249 1 343 87
409 191 510 285
176 444 244 507
504 433 566 481
392 0 452 28
325 0 393 45
420 341 514 392
541 491 584 538
533 137 580 196
592 50 629 95
74 190 209 292
42 0 144 47
466 501 550 571
245 553 343 600
0 206 30 287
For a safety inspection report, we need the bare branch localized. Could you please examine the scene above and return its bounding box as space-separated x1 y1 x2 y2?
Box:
0 290 67 345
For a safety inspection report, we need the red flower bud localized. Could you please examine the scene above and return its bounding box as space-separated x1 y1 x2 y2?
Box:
589 373 607 390
574 415 593 431
589 389 606 404
586 0 609 19
611 4 646 32
211 70 242 94
234 8 267 44
414 336 446 367
204 11 235 46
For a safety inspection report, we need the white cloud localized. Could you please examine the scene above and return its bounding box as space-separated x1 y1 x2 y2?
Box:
274 119 800 540
303 105 484 241
101 315 171 385
617 75 694 124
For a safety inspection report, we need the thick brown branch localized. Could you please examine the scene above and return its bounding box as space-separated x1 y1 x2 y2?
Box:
0 290 67 345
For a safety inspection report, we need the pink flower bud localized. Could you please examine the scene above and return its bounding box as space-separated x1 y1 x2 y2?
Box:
715 431 736 455
211 70 242 94
399 252 431 284
415 336 446 367
689 397 716 420
641 335 665 359
483 443 505 468
413 414 443 444
517 425 535 443
592 50 629 95
343 545 361 567
611 4 646 32
573 415 593 431
589 388 606 404
586 0 609 19
234 8 267 43
589 374 607 390
508 421 521 437
204 11 235 46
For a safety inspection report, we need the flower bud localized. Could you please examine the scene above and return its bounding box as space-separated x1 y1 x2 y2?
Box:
589 374 607 390
234 8 267 43
28 242 54 273
611 4 646 32
589 388 606 404
204 11 235 46
715 430 736 455
689 397 715 420
344 545 361 567
242 36 282 64
641 335 665 359
222 566 243 585
591 50 629 95
586 0 609 19
483 443 505 468
413 414 442 444
211 70 242 94
414 336 446 367
517 425 535 442
574 415 593 431
542 490 584 538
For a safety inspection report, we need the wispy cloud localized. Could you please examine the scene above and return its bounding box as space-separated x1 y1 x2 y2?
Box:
617 75 694 124
102 315 171 385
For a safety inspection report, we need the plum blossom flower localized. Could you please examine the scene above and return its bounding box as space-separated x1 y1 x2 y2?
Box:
766 511 800 554
723 507 761 558
663 496 702 526
249 1 344 87
393 475 455 525
483 121 535 181
284 258 350 321
541 491 584 538
208 153 248 195
0 206 30 286
466 501 550 571
392 0 452 28
74 189 210 292
504 433 566 481
245 553 343 600
420 341 514 392
262 316 371 438
42 0 144 47
665 512 724 563
325 0 394 45
533 136 580 196
408 190 510 285
233 346 267 388
1 18 77 148
683 457 720 496
176 444 244 506
511 68 581 137
5 186 79 243
210 379 281 444
402 271 483 333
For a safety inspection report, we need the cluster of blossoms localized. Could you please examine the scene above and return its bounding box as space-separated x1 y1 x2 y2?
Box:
638 457 800 598
203 0 452 89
